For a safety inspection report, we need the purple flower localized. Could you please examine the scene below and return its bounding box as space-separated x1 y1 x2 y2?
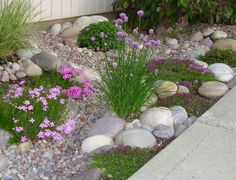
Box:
137 10 144 17
119 13 127 19
149 40 160 46
112 62 118 69
171 50 178 55
115 18 123 25
100 32 105 38
124 16 128 22
132 28 139 35
116 31 126 40
142 35 149 42
90 36 96 41
20 136 28 143
181 81 193 87
145 42 152 47
149 29 154 35
132 41 139 48
63 86 82 99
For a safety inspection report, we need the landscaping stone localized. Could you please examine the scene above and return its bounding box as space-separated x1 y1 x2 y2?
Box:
212 39 236 51
60 22 72 33
184 47 209 58
208 63 234 82
192 59 208 68
153 124 174 139
32 53 60 71
177 85 190 94
156 81 178 99
198 81 229 98
141 124 154 132
125 119 142 130
50 24 61 36
200 37 214 48
0 155 8 172
66 100 79 118
5 67 12 75
88 116 126 138
18 142 32 153
211 30 228 40
22 60 43 76
60 26 79 38
12 63 20 71
203 27 214 37
1 71 9 82
81 135 114 153
144 94 158 106
185 116 197 127
0 129 10 147
170 106 188 126
140 107 174 129
90 145 118 155
189 31 204 42
16 49 33 59
15 70 26 79
115 128 156 148
227 77 236 89
166 39 179 49
174 124 187 137
72 168 101 180
9 74 17 81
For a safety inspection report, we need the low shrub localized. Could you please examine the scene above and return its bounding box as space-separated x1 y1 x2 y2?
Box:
99 12 159 118
113 0 236 29
0 0 37 60
77 21 122 52
149 58 215 91
156 94 218 117
89 146 156 180
199 49 236 67
0 65 92 143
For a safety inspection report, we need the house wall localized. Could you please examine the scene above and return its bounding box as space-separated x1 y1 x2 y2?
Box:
0 0 114 21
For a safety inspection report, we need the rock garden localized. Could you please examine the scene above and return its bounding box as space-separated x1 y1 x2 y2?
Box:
0 0 236 180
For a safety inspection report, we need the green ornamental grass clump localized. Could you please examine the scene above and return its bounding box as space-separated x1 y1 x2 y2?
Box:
0 0 36 60
77 21 123 52
89 146 156 180
199 49 236 67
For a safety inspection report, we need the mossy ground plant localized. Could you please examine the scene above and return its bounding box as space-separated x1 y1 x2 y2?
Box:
199 49 236 67
77 21 123 52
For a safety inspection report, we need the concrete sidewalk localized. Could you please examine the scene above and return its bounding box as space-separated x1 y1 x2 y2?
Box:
129 86 236 180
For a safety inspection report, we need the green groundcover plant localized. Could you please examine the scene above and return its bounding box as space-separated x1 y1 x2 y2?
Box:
0 0 37 60
0 65 92 143
199 49 236 67
149 57 215 91
98 11 160 118
89 146 156 180
77 21 123 52
113 0 236 29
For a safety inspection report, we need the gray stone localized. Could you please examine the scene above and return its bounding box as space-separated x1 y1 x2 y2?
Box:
32 53 60 71
88 116 126 138
9 74 17 81
213 39 236 51
5 67 12 75
156 81 178 99
208 63 234 82
0 129 10 147
81 135 114 153
72 168 101 180
0 155 8 172
16 49 33 59
50 23 61 36
198 81 229 98
200 37 213 48
22 60 42 76
184 47 209 58
115 128 156 148
185 116 197 127
189 32 204 42
166 39 179 49
61 22 73 33
90 145 118 155
211 30 228 40
140 107 174 129
153 124 174 139
18 142 32 153
227 77 236 89
1 71 9 82
12 63 20 71
170 106 188 126
15 70 26 79
203 27 214 37
142 124 154 132
125 119 141 130
174 124 187 137
177 85 190 94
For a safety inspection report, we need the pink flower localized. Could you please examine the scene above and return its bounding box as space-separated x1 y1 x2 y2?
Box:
15 127 24 133
20 136 28 143
51 132 63 142
91 36 96 41
23 100 30 106
63 86 82 99
60 99 65 104
28 105 33 111
137 10 144 17
29 118 35 124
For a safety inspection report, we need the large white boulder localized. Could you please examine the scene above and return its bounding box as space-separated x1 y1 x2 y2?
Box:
208 63 234 82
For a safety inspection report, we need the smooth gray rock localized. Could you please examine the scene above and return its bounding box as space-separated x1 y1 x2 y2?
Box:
170 106 188 127
61 22 73 33
213 39 236 51
50 23 61 36
0 155 8 172
203 27 214 37
141 124 154 132
208 63 234 82
211 30 228 41
15 70 26 79
16 49 33 59
115 128 156 148
88 116 126 138
12 63 20 71
22 59 42 76
227 77 236 89
200 37 213 48
189 32 204 42
174 124 187 137
153 124 174 139
185 116 197 127
72 168 101 180
90 145 118 155
0 129 10 147
184 47 209 58
1 71 9 82
32 53 61 71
